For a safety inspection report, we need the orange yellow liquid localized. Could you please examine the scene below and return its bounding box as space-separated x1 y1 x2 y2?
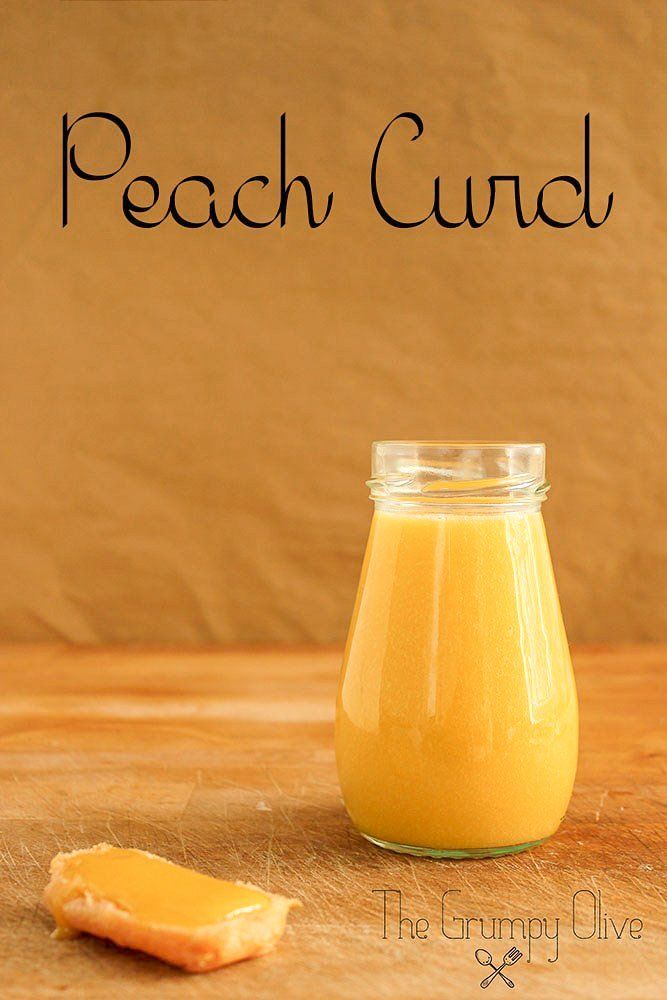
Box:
50 847 269 934
335 508 578 851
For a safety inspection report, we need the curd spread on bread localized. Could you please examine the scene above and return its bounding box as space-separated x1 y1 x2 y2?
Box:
50 846 270 936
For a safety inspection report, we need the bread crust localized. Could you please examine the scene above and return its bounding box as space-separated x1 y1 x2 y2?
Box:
43 844 299 973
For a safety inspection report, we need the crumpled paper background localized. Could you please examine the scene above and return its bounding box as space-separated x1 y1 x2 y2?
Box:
1 1 665 642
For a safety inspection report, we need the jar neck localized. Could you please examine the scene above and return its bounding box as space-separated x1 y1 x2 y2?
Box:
372 496 546 516
369 442 549 515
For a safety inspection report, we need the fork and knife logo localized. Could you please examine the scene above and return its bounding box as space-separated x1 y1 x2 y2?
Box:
475 946 523 988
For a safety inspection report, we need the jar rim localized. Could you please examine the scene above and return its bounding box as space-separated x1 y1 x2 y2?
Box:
369 441 548 508
372 439 545 449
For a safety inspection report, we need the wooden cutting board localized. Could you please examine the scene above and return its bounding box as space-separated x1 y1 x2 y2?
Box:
0 644 664 999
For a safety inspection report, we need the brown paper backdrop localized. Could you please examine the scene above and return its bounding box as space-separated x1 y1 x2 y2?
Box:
1 1 665 643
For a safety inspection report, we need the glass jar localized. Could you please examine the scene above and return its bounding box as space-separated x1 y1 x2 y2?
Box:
335 442 578 858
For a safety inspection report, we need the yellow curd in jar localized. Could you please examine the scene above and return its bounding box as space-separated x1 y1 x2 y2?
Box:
335 507 578 853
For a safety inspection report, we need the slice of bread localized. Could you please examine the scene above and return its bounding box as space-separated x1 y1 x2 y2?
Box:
43 843 300 973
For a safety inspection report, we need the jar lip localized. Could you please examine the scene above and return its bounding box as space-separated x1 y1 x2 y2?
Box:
369 441 548 506
373 440 545 449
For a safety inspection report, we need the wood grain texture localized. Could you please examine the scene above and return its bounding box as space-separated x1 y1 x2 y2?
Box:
0 644 664 999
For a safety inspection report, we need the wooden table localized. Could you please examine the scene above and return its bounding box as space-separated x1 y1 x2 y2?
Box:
0 644 664 999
